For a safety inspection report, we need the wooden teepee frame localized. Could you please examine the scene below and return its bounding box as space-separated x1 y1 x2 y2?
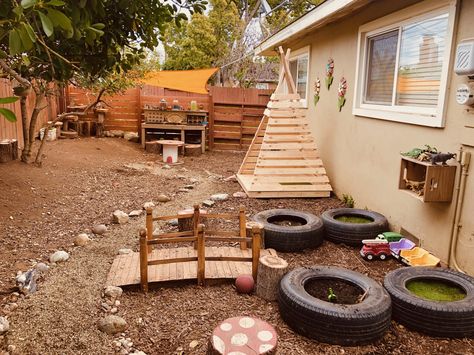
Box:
236 47 332 198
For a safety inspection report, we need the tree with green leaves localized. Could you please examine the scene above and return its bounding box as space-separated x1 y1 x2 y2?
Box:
0 96 18 122
0 0 206 162
163 0 242 71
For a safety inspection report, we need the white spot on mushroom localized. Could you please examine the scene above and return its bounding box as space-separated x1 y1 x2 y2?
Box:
231 333 248 346
257 330 273 342
238 317 255 329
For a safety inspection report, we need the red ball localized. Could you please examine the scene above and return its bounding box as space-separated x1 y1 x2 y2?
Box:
235 274 255 294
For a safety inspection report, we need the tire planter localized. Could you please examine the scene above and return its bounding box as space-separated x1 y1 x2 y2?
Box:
384 267 474 338
278 266 392 345
321 208 388 246
252 209 324 252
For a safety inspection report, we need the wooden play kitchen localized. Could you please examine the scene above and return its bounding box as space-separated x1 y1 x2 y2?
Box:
141 101 208 153
106 206 278 292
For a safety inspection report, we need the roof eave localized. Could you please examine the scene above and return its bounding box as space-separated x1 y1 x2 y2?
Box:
256 0 371 56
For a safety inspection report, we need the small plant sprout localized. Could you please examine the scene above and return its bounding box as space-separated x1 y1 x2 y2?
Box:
342 194 355 208
328 288 337 303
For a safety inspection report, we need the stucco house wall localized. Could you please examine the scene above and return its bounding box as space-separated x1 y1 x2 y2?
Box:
270 0 474 274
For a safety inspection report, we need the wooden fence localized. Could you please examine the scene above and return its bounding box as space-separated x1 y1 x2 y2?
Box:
66 85 272 151
0 79 59 147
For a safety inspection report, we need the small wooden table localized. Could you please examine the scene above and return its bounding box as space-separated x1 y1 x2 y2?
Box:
141 123 206 154
209 316 277 354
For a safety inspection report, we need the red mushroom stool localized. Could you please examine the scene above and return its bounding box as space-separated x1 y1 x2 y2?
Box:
209 316 277 355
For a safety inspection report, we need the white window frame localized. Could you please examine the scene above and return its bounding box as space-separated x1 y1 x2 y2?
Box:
353 0 457 127
287 46 310 107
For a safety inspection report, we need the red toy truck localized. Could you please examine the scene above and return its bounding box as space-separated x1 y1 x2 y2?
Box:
360 239 391 261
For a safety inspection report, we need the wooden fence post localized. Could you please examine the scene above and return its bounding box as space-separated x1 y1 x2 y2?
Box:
146 207 153 254
139 229 149 293
239 206 247 250
208 92 214 150
251 225 262 282
193 204 200 250
197 224 206 286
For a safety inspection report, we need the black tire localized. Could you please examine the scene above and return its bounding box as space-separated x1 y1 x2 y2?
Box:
384 267 474 338
321 208 388 246
278 266 392 345
252 209 324 252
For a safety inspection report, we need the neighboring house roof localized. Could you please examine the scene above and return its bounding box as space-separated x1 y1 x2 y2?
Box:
255 0 374 56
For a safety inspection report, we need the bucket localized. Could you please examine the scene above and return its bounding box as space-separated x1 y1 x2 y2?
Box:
162 144 178 163
40 127 57 141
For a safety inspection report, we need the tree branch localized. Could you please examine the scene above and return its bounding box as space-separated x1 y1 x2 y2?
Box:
0 59 31 88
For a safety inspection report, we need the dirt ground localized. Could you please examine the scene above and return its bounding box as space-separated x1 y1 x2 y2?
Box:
0 138 472 355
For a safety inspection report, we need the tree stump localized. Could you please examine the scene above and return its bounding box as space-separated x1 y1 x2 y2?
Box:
256 255 288 301
246 221 265 248
209 316 277 354
145 141 161 154
0 140 12 163
185 144 202 157
10 139 18 160
177 208 207 232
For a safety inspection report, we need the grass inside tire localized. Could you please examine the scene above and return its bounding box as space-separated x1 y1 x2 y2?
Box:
384 267 474 338
252 209 324 252
278 266 392 345
321 208 388 246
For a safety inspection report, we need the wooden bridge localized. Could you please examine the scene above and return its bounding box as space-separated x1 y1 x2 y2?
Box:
106 206 273 292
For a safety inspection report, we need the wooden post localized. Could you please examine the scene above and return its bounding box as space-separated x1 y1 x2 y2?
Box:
0 141 12 163
251 225 262 282
139 229 149 293
10 139 18 160
208 92 214 150
146 207 153 254
239 206 247 250
256 255 288 301
197 224 205 286
246 221 264 249
193 204 200 250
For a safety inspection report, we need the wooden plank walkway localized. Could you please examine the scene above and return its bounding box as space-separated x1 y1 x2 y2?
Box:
106 247 276 287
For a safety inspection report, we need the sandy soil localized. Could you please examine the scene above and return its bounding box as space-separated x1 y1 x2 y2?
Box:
0 138 472 355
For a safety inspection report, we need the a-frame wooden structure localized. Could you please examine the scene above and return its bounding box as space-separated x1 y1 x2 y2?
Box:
236 47 332 198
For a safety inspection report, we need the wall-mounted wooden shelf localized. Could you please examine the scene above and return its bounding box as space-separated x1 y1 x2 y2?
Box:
399 156 457 202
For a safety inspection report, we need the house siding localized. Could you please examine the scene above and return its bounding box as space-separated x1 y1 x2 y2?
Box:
282 0 474 274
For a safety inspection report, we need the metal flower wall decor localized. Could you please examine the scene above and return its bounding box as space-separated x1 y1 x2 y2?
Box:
314 77 321 106
337 77 348 112
325 58 334 90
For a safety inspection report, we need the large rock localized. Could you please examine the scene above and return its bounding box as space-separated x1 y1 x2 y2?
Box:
143 201 155 210
98 315 127 334
74 233 90 246
157 194 171 203
92 224 108 235
112 210 129 224
0 316 9 334
124 132 139 141
210 193 229 201
110 130 124 138
128 210 142 218
233 191 248 198
202 200 215 207
104 286 123 299
50 250 70 263
118 248 132 255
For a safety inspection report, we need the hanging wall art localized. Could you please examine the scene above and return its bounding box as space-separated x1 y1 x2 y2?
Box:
314 77 321 106
325 58 334 90
337 77 348 112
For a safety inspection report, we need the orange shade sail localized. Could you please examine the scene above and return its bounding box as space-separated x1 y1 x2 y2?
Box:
141 68 219 94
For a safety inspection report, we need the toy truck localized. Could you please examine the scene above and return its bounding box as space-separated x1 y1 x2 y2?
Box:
360 239 391 261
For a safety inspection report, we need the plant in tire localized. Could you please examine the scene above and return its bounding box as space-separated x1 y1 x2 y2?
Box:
321 208 389 246
252 209 324 252
384 267 474 338
278 266 392 345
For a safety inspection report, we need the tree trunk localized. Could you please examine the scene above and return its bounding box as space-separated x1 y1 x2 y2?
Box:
256 255 288 301
11 140 18 160
23 92 46 162
20 96 29 162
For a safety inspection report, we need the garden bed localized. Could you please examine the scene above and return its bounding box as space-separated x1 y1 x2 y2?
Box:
0 138 472 354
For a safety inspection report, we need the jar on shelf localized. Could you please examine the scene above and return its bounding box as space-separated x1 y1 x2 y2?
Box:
172 99 180 110
190 100 198 111
159 98 167 110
